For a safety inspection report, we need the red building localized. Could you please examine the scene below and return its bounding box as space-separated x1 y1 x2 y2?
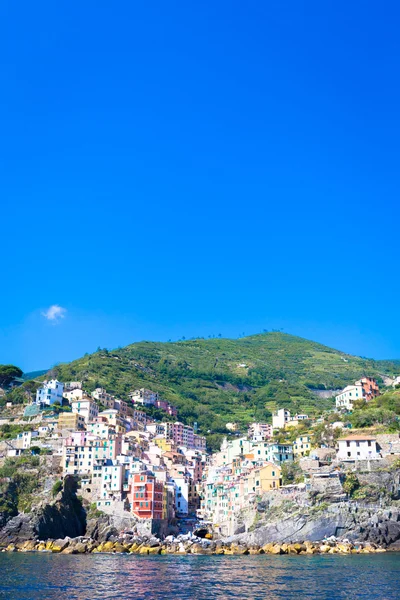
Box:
130 471 164 520
356 377 380 401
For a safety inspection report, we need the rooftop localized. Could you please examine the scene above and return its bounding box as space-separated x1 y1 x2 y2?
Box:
339 435 376 441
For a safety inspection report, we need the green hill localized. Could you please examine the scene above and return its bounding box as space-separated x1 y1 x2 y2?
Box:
46 332 399 440
22 370 48 381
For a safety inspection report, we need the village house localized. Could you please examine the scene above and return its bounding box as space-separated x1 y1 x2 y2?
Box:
71 397 99 423
114 398 128 417
293 435 312 457
272 409 309 430
245 462 282 493
63 388 85 403
64 381 82 392
130 388 159 406
248 422 273 441
336 435 381 461
15 430 39 450
225 422 239 432
35 380 64 406
58 412 85 431
62 431 123 476
100 461 126 500
336 377 380 410
91 388 116 409
130 471 164 520
335 384 364 411
97 409 126 433
162 421 206 451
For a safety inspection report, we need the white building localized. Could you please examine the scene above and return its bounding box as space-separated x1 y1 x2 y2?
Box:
213 437 253 467
130 388 158 406
248 422 273 441
335 384 363 411
337 435 380 461
100 461 126 499
146 423 166 436
272 409 309 430
91 388 115 409
272 409 290 430
169 467 190 516
35 380 64 406
87 422 116 440
63 388 85 402
64 381 82 392
15 430 39 450
71 397 99 423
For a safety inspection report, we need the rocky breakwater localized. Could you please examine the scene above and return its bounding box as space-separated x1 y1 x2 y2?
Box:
0 533 387 556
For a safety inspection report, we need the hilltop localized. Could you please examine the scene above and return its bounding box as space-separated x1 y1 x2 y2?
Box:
32 332 399 439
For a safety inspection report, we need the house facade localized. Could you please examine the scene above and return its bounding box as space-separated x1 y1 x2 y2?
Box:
35 380 64 406
71 398 99 423
130 471 164 519
337 435 380 461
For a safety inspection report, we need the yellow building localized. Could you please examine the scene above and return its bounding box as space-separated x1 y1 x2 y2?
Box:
154 437 174 452
246 462 282 494
293 435 311 457
58 412 85 431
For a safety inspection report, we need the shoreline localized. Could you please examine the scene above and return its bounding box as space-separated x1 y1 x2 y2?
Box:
0 537 389 556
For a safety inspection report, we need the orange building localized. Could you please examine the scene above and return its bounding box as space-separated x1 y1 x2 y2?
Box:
356 377 380 401
130 471 164 520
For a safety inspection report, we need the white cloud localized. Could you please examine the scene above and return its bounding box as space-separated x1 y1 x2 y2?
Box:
41 304 67 322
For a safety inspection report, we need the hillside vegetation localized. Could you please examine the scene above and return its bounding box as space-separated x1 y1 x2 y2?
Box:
38 332 399 439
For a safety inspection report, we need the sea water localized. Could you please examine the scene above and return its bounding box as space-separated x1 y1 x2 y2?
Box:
1 552 399 599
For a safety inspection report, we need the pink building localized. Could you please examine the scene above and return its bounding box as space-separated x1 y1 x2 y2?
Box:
164 422 206 450
155 400 178 417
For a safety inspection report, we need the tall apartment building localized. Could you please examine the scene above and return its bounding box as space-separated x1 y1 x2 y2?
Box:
130 471 164 520
163 422 206 451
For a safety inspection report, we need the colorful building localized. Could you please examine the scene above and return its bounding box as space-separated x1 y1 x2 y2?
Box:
130 471 164 519
293 435 311 457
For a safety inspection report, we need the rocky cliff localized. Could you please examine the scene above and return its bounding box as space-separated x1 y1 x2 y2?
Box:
229 500 400 548
0 476 86 545
225 465 400 549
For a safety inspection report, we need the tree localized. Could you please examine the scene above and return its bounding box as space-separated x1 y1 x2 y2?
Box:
0 365 23 388
342 473 359 497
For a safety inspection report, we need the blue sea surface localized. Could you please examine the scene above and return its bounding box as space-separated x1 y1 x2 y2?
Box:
1 553 399 599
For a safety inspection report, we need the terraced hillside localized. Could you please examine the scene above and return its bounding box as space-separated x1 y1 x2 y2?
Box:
41 332 399 440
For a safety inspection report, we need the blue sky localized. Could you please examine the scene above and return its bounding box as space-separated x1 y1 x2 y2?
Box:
1 1 399 371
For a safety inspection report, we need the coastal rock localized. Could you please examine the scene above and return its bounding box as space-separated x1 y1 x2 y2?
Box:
0 477 85 547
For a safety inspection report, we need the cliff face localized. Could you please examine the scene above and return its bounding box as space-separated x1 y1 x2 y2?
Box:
223 466 400 549
229 502 400 548
0 476 86 545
